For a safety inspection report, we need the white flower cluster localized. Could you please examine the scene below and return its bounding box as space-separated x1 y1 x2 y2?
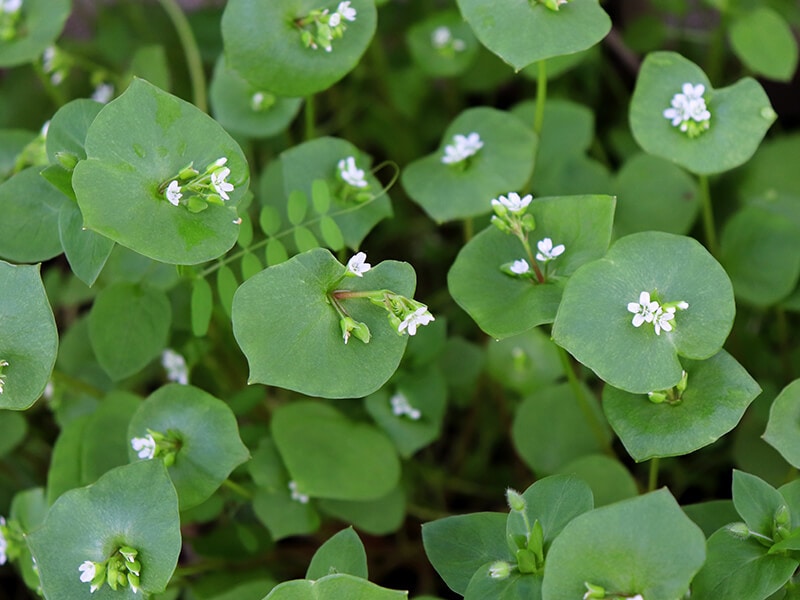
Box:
288 480 310 504
42 46 66 85
162 348 189 385
338 156 368 189
91 83 114 104
663 83 711 138
398 306 435 336
508 238 565 276
441 132 484 165
0 516 8 565
301 1 357 53
79 546 142 594
390 392 421 420
431 26 466 54
163 156 234 209
491 192 531 214
627 291 689 336
131 434 156 460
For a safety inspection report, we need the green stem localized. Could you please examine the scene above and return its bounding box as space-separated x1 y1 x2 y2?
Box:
648 457 660 492
50 370 104 399
463 217 474 243
533 60 547 136
222 478 253 500
698 174 718 257
157 0 207 112
305 94 315 140
554 344 610 452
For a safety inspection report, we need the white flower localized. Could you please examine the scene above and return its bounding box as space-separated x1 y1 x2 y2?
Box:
78 560 98 591
161 349 189 385
390 392 421 420
509 259 530 275
337 1 356 22
664 82 711 135
346 252 371 277
338 156 368 188
211 167 234 201
288 480 309 504
40 120 50 138
535 238 565 262
165 180 182 206
131 434 156 460
491 192 532 214
0 359 8 395
251 91 265 111
398 306 435 336
0 516 7 565
91 83 114 104
627 291 659 328
42 46 56 72
682 83 705 101
211 157 227 169
653 306 675 336
441 132 483 164
432 26 452 48
328 11 341 27
2 0 22 14
676 301 689 310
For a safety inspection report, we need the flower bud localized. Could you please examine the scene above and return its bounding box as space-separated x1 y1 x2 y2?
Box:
647 391 667 404
488 560 512 580
506 488 526 513
583 582 606 599
56 151 79 171
726 522 751 539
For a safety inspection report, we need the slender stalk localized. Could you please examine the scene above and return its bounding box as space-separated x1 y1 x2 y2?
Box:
698 174 719 257
305 94 315 140
463 217 474 243
555 344 610 452
648 457 660 492
222 478 254 500
157 0 207 112
533 60 547 136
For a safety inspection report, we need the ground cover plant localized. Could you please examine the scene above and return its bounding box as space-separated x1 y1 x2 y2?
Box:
1 0 800 598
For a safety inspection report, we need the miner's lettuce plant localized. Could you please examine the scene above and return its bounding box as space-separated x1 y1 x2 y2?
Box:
1 0 800 599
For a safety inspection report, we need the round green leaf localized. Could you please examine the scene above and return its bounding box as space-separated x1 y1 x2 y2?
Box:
73 78 249 265
266 238 289 266
0 261 58 410
0 129 35 179
764 379 800 469
556 455 639 507
541 490 706 600
46 99 103 165
402 107 536 223
729 8 799 82
232 248 415 398
486 328 561 395
406 10 479 78
82 391 141 483
0 0 71 67
0 167 67 262
630 51 776 175
552 232 735 393
88 282 171 381
272 401 400 501
454 0 611 71
263 573 406 600
28 460 181 599
127 384 250 510
602 350 761 461
209 56 303 138
253 487 321 541
720 198 800 307
317 485 406 535
512 383 611 474
613 153 699 237
222 0 377 97
448 194 615 338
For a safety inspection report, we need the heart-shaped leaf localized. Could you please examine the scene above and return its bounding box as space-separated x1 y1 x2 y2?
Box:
0 261 58 410
263 573 406 600
306 528 368 580
222 0 377 97
127 384 250 510
449 194 615 338
552 231 735 393
232 248 416 398
602 350 761 461
764 379 800 469
455 0 611 71
271 401 400 501
73 78 248 265
402 107 536 223
630 51 776 175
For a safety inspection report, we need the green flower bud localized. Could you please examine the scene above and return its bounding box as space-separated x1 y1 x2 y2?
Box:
506 488 526 513
676 369 689 394
178 163 198 180
128 571 140 593
726 522 751 539
515 547 538 574
119 546 138 562
774 504 791 527
583 582 606 599
488 560 512 580
490 215 511 234
126 559 141 576
647 391 667 404
55 151 79 171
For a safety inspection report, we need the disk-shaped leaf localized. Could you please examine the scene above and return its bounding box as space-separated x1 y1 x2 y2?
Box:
406 10 479 78
222 0 377 97
73 78 248 265
0 0 71 67
364 368 447 458
306 528 368 580
0 261 58 410
541 490 706 600
603 350 760 461
764 379 800 469
28 460 181 600
613 153 699 237
0 167 67 262
88 282 171 381
58 201 115 287
449 194 615 338
127 384 250 510
720 197 800 307
232 248 415 398
486 328 561 395
513 383 611 474
81 391 141 483
263 574 406 600
402 107 536 223
729 8 798 82
630 51 776 175
455 0 611 71
317 486 406 536
209 56 303 138
422 512 510 595
552 232 735 393
690 528 798 600
272 401 400 501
